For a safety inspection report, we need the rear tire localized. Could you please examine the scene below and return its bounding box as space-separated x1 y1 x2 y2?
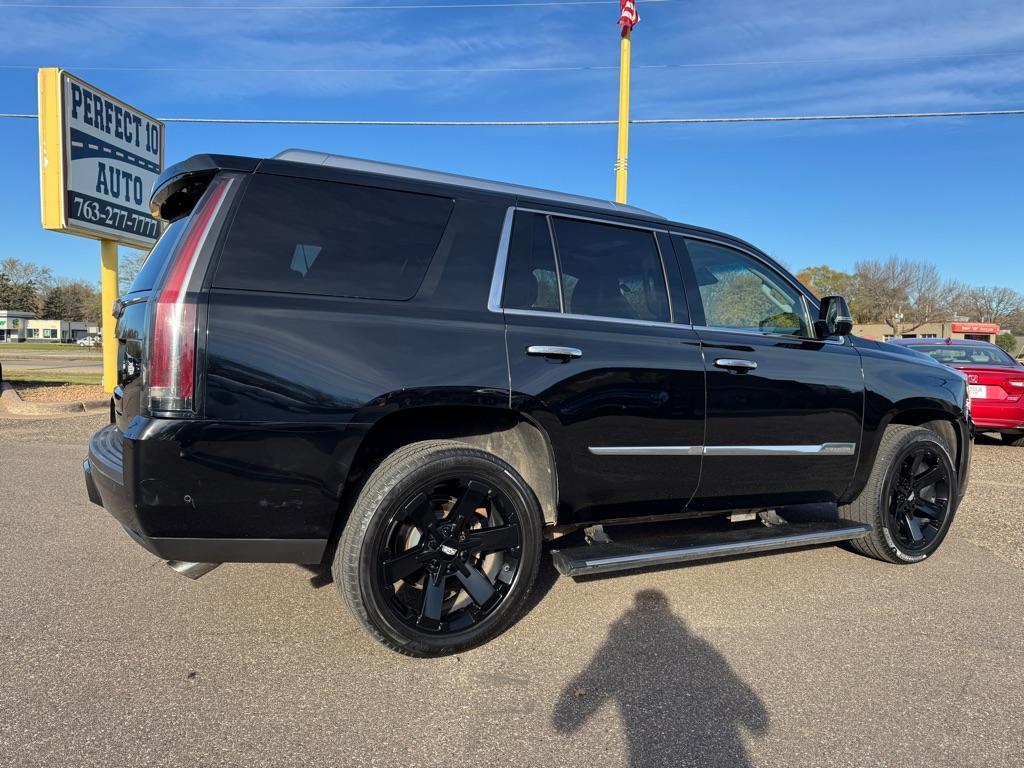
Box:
1000 433 1024 447
334 440 543 656
841 425 958 564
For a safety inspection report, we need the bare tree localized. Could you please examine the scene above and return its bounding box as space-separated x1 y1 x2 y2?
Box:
0 258 54 293
959 286 1024 327
854 256 960 335
118 248 149 294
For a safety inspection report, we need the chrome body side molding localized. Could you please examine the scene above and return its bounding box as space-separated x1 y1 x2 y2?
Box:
588 443 856 457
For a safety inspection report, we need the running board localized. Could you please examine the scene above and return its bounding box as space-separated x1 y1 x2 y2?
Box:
551 520 872 578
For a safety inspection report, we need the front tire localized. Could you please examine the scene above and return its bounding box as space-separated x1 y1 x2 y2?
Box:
334 440 543 656
841 425 958 564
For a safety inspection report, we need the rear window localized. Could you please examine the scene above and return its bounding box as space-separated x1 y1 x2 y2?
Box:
126 219 185 293
213 174 453 300
910 343 1015 365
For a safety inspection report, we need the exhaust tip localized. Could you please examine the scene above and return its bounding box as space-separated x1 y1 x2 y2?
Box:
166 560 221 580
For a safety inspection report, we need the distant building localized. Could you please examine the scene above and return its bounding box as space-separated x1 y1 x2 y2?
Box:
0 310 35 342
853 321 1000 344
0 309 99 342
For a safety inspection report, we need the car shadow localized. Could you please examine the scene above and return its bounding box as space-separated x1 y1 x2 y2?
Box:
552 589 769 768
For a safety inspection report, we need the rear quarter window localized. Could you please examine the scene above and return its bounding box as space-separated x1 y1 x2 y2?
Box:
213 174 454 300
126 219 185 293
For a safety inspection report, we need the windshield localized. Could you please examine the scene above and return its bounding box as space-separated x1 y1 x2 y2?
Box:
911 343 1016 366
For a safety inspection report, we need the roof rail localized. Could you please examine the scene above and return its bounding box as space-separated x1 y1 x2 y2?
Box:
272 149 662 219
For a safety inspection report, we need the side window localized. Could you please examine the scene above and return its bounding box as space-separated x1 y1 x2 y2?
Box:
684 239 810 336
552 218 669 322
502 212 560 312
214 174 453 300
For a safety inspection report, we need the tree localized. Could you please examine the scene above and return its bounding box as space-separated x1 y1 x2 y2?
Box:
118 248 149 294
959 286 1024 328
40 281 102 326
994 332 1019 357
795 265 859 318
0 258 54 293
853 256 961 335
0 276 39 313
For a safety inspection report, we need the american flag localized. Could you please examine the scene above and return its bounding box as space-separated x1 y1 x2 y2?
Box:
618 0 639 31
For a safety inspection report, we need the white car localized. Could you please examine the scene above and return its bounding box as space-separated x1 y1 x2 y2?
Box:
77 335 101 347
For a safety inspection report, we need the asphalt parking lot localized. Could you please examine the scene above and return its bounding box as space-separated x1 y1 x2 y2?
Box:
2 413 1022 768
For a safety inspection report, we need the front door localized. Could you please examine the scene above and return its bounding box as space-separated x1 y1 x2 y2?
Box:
674 235 864 511
498 210 706 524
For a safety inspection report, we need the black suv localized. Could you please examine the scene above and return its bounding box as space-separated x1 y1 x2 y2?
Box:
85 150 972 656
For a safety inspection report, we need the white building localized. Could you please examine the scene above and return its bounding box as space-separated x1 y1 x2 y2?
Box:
0 310 99 342
0 310 35 342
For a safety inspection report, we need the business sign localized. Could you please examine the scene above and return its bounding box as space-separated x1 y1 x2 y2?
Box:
951 322 1000 334
38 68 163 247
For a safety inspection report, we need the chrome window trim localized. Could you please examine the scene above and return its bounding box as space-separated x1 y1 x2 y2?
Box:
505 307 690 330
487 206 516 313
589 442 856 457
518 206 669 234
693 324 848 346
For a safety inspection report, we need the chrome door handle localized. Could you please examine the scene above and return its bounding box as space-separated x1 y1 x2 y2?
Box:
714 358 757 371
527 345 583 360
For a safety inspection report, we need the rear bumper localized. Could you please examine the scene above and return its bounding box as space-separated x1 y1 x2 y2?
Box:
971 402 1024 433
84 421 328 564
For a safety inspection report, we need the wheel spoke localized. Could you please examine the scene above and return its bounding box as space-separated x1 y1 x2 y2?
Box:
914 499 944 521
402 492 437 535
909 451 925 481
445 480 489 532
455 563 497 607
463 525 519 554
903 512 924 542
382 547 427 584
419 570 446 623
912 466 943 492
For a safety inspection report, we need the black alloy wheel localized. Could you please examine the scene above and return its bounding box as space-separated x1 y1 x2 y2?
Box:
842 424 959 564
335 440 542 656
375 476 523 633
885 443 952 552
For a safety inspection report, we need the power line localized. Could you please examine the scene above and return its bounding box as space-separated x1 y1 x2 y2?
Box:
3 109 1024 124
0 0 659 10
2 50 1022 74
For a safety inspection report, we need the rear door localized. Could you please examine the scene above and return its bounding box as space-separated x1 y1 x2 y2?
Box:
674 234 865 510
499 208 706 524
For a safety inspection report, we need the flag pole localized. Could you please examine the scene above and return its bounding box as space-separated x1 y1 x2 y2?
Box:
614 25 631 204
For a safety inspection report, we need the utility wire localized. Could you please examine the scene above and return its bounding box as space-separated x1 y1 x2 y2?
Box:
3 109 1024 124
2 50 1023 73
0 1 659 10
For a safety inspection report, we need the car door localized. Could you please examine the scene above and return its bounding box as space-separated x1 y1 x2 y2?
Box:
496 207 706 525
672 234 864 511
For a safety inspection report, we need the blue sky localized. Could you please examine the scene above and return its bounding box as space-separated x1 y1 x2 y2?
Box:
0 0 1022 290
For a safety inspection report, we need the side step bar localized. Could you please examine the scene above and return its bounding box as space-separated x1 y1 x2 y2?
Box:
551 520 872 578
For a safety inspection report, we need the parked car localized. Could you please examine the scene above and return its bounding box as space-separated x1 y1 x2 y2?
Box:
890 337 1024 445
84 150 972 656
77 334 101 347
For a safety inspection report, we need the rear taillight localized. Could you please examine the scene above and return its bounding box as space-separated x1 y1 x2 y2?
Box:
146 175 233 414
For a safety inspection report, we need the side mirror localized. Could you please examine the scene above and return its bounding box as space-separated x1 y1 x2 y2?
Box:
814 295 854 339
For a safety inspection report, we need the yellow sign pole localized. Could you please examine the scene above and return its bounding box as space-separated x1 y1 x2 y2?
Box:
100 240 118 393
614 27 632 204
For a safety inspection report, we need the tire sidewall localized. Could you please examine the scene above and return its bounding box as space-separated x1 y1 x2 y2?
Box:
876 431 957 563
345 447 542 655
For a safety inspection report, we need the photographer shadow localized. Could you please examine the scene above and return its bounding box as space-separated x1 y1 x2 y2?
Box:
553 589 768 768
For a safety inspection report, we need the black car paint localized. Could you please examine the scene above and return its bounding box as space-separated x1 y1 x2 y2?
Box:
85 153 972 564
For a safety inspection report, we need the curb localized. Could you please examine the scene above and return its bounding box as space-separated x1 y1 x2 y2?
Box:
0 380 108 416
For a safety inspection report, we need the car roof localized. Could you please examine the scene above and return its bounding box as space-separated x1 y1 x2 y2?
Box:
888 338 996 347
273 149 663 220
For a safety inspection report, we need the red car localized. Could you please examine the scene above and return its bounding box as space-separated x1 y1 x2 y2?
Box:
890 338 1024 445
